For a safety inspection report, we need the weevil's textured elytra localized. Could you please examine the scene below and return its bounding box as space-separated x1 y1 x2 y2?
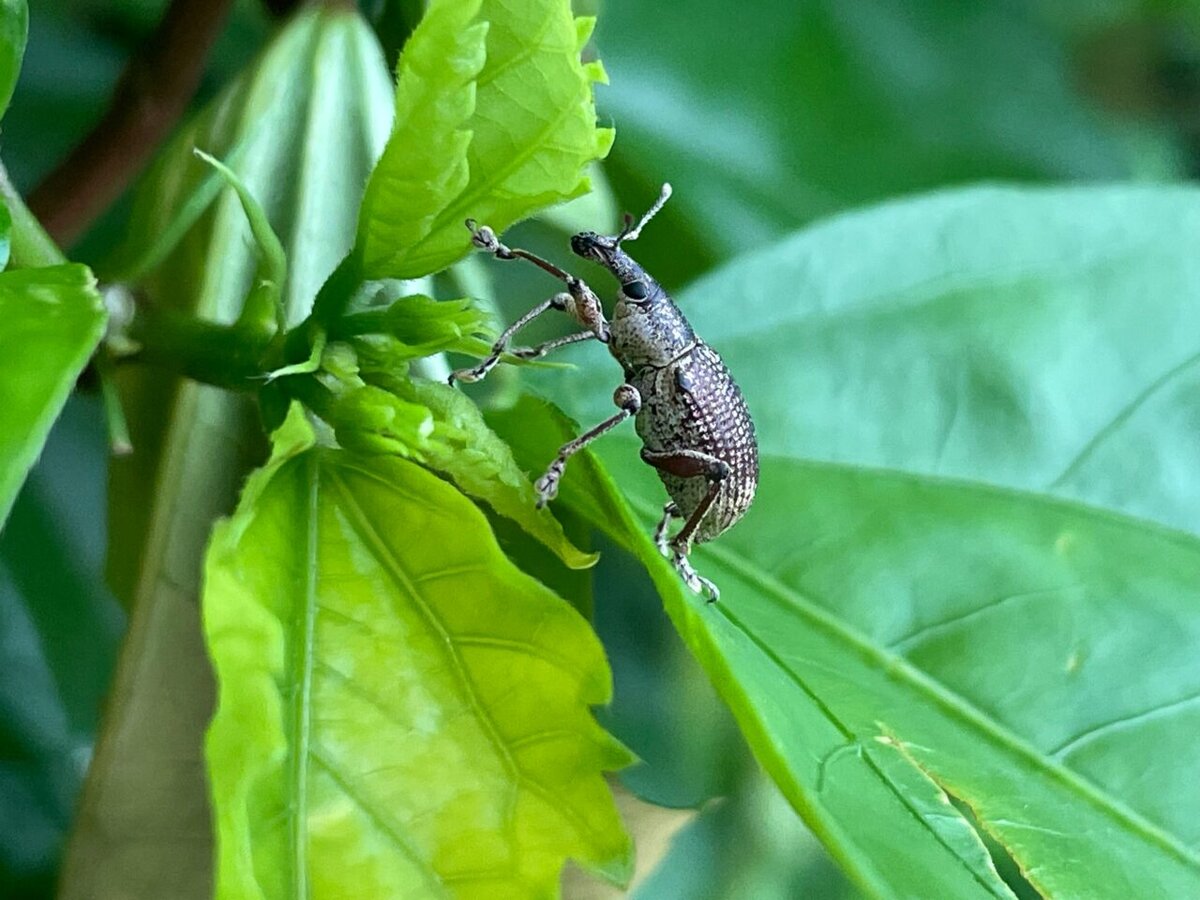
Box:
450 185 758 600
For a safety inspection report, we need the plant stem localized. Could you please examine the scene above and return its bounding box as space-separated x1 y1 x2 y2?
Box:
27 0 236 247
0 161 67 268
126 306 275 390
94 351 134 456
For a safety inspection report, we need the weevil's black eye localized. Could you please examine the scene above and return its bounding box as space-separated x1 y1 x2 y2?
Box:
622 280 648 300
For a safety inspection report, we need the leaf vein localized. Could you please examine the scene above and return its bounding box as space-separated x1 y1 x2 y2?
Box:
1049 348 1200 489
309 747 448 896
1051 689 1200 760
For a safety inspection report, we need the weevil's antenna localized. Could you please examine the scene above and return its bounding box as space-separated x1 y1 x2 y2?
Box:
616 183 672 244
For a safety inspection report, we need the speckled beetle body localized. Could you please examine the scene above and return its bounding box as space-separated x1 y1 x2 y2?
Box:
451 185 758 600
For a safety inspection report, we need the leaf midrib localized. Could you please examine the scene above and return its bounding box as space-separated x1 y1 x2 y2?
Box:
719 601 1017 899
322 464 523 846
397 95 584 276
288 454 319 899
758 452 1200 553
663 500 1200 870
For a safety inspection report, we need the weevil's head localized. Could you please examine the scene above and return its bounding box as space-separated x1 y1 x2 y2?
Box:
571 231 642 279
570 184 672 298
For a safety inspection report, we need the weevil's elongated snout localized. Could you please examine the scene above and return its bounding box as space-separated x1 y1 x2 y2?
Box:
570 231 609 262
570 184 673 283
570 233 646 285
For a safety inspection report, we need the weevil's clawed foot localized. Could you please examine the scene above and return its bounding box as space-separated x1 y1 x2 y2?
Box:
465 219 501 253
534 460 565 508
672 549 720 603
448 357 498 385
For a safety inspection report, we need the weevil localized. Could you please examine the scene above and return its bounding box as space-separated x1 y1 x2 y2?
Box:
450 185 758 601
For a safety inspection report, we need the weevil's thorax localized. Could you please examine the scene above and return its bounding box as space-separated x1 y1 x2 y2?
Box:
609 288 695 369
579 243 695 369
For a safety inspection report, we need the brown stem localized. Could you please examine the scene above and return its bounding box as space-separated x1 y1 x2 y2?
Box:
27 0 236 248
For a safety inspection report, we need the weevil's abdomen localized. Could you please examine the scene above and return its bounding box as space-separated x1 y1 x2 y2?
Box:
632 342 758 543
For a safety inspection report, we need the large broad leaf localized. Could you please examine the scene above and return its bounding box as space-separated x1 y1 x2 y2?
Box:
353 0 611 282
61 10 396 899
0 262 105 525
519 186 1200 896
591 0 1170 287
204 406 631 898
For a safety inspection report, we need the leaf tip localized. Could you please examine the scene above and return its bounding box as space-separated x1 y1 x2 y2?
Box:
574 15 598 52
583 57 609 87
595 126 616 160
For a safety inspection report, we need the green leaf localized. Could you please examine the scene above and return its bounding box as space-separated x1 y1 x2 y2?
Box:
0 264 105 525
561 780 696 899
355 0 612 281
375 375 598 570
354 0 487 280
203 405 632 898
0 0 27 122
593 0 1169 286
332 292 495 364
524 186 1200 896
320 380 435 458
63 11 397 899
0 398 123 895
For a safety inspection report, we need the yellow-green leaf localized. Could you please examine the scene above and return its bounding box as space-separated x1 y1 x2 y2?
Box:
382 376 598 570
203 405 632 898
355 0 611 282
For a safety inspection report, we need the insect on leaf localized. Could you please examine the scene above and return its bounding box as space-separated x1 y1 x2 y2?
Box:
519 185 1200 898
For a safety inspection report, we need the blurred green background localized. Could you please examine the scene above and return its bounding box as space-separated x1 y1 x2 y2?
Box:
5 0 1200 897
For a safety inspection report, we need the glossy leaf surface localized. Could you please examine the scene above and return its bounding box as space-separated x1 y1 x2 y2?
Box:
0 263 104 525
525 186 1200 897
204 407 631 898
372 375 597 570
356 0 611 280
63 10 397 898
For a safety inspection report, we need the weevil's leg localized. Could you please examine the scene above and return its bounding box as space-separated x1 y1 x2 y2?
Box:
653 501 681 558
449 292 571 384
454 220 607 384
640 448 730 601
673 553 720 603
510 329 596 361
535 384 641 507
467 220 579 284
